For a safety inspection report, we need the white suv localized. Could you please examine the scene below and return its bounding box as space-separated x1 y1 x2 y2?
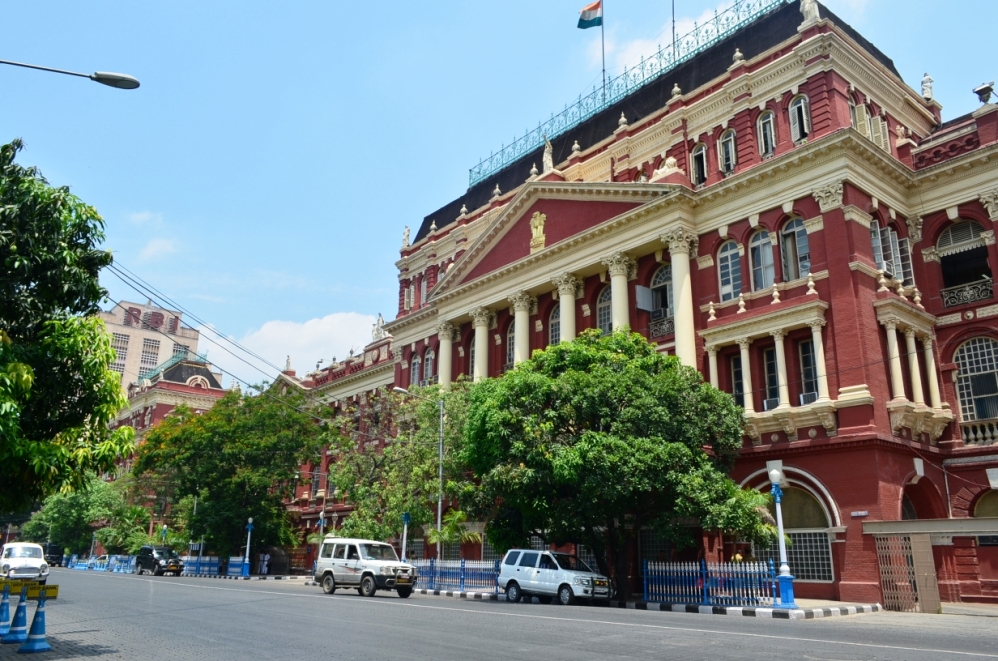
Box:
313 537 416 598
1 543 50 585
498 549 610 605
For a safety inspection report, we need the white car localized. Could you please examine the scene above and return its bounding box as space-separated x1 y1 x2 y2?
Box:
313 536 417 598
498 549 610 605
1 543 50 585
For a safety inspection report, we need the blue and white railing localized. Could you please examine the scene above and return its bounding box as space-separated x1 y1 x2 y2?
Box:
643 559 777 606
410 559 500 593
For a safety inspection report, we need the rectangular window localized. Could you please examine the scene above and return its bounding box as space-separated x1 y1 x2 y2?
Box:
753 531 833 581
173 343 189 358
799 340 818 405
320 544 333 559
140 339 160 371
763 347 779 410
731 355 745 408
111 333 129 374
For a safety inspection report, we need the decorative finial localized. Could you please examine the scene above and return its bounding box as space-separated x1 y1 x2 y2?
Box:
618 112 628 127
913 288 924 309
572 140 581 153
492 184 502 198
671 83 682 99
429 220 437 232
895 280 907 298
459 204 468 215
708 301 716 322
806 272 817 295
877 271 889 292
736 293 746 314
285 355 292 371
733 48 744 63
530 162 538 176
771 284 781 304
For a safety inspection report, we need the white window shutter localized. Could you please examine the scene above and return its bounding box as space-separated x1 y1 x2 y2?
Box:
899 238 915 286
801 99 811 136
870 225 884 270
855 105 871 139
635 285 654 312
790 104 801 143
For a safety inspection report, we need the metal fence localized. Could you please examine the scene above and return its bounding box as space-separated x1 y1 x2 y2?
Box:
643 559 776 607
411 559 500 593
180 555 220 576
66 555 136 573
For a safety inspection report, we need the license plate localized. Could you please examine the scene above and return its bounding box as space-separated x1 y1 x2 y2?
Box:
594 589 608 595
397 576 411 584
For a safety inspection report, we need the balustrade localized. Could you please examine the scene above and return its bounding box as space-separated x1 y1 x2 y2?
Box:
941 279 993 308
649 316 675 338
961 419 998 445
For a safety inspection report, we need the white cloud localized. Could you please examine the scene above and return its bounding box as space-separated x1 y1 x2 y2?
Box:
128 211 163 226
196 312 377 388
139 238 179 260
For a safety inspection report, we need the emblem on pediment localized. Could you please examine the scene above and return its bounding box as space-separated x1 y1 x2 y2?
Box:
812 183 843 213
906 216 923 244
529 212 547 254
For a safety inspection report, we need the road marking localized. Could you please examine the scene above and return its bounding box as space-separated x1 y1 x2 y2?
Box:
62 572 998 659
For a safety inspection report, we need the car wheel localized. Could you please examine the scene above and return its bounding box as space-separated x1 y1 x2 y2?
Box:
505 582 521 603
360 576 377 597
321 574 337 595
558 585 575 606
397 587 412 599
154 568 163 576
537 596 552 605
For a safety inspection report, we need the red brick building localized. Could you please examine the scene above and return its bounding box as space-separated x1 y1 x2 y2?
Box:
290 0 998 605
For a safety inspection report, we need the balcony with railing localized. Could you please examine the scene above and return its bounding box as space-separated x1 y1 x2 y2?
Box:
961 419 998 446
941 278 993 308
649 316 675 339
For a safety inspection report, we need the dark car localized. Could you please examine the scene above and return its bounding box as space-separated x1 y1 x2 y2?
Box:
43 543 64 568
136 546 184 576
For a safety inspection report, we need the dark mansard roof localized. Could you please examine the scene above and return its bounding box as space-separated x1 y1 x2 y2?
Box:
413 0 899 244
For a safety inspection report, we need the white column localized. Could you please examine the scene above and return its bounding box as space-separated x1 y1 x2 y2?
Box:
738 339 754 413
602 253 635 331
471 307 491 382
510 292 535 364
923 335 943 409
809 320 830 402
707 345 719 388
883 319 906 401
662 228 699 367
904 328 925 406
771 330 791 408
436 323 454 391
553 274 580 342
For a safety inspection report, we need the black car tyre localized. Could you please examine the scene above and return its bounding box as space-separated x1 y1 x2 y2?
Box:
397 587 413 599
360 575 377 597
558 585 575 606
505 582 522 603
322 574 336 595
154 568 163 577
537 596 553 604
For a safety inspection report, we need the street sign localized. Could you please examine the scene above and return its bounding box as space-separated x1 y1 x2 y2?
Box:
0 582 58 600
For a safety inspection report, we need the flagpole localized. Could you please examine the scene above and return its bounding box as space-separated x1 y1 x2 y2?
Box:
600 0 606 102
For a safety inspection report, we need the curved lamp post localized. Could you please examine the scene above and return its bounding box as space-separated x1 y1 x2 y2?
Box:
769 468 798 609
0 59 139 89
394 387 444 559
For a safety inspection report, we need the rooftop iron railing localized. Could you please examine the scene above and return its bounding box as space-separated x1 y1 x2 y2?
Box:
468 0 791 186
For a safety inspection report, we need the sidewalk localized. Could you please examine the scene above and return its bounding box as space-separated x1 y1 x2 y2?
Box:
410 588 881 621
942 602 998 617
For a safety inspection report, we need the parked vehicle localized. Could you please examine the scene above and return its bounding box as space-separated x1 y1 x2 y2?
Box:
42 543 64 568
136 546 184 576
498 549 610 605
313 536 417 598
1 542 50 585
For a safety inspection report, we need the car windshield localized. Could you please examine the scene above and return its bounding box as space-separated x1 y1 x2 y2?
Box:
359 544 398 561
552 553 593 573
5 547 42 559
155 548 180 559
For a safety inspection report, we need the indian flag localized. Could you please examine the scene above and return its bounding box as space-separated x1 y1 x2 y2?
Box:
577 0 603 29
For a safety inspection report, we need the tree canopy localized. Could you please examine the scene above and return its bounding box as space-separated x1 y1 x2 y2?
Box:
133 390 325 557
0 139 133 512
461 329 774 596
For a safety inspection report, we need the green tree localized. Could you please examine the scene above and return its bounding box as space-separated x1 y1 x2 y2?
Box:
425 509 481 550
462 329 774 598
0 139 134 512
20 473 120 554
133 390 325 557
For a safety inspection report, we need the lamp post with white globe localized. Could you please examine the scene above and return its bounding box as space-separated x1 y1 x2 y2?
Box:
769 468 798 608
242 517 254 578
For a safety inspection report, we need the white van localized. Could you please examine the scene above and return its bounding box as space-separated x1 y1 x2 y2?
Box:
498 549 610 605
313 536 417 598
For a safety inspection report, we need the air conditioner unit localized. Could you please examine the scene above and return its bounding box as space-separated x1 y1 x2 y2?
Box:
419 380 429 387
650 308 667 321
799 392 818 406
763 397 781 411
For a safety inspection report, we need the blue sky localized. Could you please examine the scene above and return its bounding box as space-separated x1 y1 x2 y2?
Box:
3 0 995 385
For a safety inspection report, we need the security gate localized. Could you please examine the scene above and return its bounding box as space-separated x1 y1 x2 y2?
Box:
873 533 940 613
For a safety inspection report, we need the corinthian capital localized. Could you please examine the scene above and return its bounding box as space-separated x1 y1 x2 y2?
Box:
509 291 538 314
661 227 699 256
979 188 998 220
435 322 456 341
553 273 582 297
812 182 844 213
601 252 637 278
470 306 493 328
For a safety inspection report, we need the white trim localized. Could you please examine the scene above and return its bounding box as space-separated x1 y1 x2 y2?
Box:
739 466 842 527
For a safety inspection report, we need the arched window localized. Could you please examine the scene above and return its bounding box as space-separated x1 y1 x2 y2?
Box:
871 223 915 286
549 303 561 346
758 111 776 157
937 220 993 307
789 96 811 143
954 337 998 422
717 241 742 301
691 143 708 186
750 231 775 291
650 265 674 318
781 218 811 281
597 287 613 335
411 354 422 386
505 322 516 368
975 490 998 517
719 130 736 175
424 350 435 382
754 486 833 581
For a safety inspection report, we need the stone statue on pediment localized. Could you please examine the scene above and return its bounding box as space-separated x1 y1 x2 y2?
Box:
921 73 934 101
529 212 547 254
800 0 819 23
372 313 387 340
652 155 682 179
401 225 410 249
542 135 554 173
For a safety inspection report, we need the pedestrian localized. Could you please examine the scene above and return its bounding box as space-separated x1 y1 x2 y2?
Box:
262 552 270 575
255 552 263 575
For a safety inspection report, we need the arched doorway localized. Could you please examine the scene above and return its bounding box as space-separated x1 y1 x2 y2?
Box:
901 479 947 520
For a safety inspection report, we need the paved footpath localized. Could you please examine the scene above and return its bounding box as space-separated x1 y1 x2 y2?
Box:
3 568 997 661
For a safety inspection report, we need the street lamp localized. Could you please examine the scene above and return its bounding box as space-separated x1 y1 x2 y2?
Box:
394 387 444 559
242 517 254 578
768 468 798 609
0 59 140 89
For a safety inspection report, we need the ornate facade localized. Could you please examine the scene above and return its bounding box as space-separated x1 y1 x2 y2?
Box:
294 0 998 603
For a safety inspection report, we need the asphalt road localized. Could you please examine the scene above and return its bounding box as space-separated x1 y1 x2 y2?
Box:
2 568 996 660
